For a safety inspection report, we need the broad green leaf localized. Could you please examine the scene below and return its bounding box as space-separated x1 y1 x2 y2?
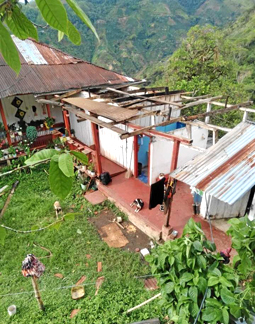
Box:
0 21 20 74
197 277 207 293
164 282 174 294
188 286 198 302
65 0 99 40
67 20 81 45
0 227 6 246
49 159 73 199
5 5 38 40
180 272 193 286
193 240 203 251
222 308 229 324
211 267 221 277
64 213 76 221
197 255 206 269
25 149 58 165
229 305 241 319
70 151 88 165
219 276 233 288
206 298 222 308
35 0 68 33
58 153 74 177
202 307 217 321
58 30 64 42
208 276 219 286
203 240 216 252
220 287 236 305
49 221 62 231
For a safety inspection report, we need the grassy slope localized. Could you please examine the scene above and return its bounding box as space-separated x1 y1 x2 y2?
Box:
23 0 255 76
0 167 161 324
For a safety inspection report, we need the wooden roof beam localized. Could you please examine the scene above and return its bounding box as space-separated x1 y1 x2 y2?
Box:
36 99 63 106
120 101 253 139
52 89 81 101
106 87 183 107
180 96 224 110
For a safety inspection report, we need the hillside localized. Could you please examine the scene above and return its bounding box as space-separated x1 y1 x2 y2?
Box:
23 0 255 77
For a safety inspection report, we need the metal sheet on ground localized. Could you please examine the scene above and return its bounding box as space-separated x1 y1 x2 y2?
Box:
98 223 129 248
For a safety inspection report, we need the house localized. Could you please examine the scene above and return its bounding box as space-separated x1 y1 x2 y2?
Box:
0 36 136 149
171 121 255 220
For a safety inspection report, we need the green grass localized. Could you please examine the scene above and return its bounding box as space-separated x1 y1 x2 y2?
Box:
0 166 163 323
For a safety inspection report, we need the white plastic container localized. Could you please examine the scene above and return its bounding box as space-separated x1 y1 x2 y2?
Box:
8 305 16 316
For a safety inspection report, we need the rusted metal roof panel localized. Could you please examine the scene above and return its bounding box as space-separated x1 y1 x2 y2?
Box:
0 37 135 98
171 122 255 205
63 97 138 122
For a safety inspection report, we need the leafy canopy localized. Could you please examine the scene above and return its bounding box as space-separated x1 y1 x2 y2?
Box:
0 0 99 74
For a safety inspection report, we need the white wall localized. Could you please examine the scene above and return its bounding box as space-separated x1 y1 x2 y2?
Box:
1 94 63 126
172 125 208 149
69 111 94 146
200 191 250 219
99 123 134 172
133 93 181 127
149 136 205 184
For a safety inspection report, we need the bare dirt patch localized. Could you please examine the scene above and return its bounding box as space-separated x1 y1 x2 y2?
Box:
89 208 151 252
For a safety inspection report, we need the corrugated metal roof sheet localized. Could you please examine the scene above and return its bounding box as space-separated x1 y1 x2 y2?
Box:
171 122 255 205
0 37 135 99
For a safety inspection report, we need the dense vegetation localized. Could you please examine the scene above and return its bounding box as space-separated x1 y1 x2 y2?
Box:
146 218 255 324
22 0 255 76
0 166 162 323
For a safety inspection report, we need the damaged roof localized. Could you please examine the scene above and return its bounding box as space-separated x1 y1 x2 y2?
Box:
171 122 255 205
0 36 135 99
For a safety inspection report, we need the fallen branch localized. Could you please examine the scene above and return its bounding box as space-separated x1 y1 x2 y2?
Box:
126 293 161 313
0 159 51 178
33 242 53 259
0 181 19 220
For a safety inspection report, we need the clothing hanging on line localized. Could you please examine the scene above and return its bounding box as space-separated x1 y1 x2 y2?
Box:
149 177 165 209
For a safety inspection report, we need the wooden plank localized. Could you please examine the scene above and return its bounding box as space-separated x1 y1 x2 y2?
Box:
52 89 81 101
63 105 126 135
120 101 253 139
181 94 211 101
37 99 63 106
180 96 223 109
106 87 183 107
63 97 138 122
183 121 232 132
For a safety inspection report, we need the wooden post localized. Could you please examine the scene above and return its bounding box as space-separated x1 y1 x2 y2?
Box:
133 135 138 177
45 96 51 117
91 122 102 175
213 130 219 145
0 99 11 146
170 140 180 172
63 110 71 136
31 276 45 311
243 110 248 122
186 124 192 139
205 103 211 124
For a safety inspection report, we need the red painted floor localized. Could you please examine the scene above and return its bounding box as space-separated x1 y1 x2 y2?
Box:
98 173 232 252
101 156 126 177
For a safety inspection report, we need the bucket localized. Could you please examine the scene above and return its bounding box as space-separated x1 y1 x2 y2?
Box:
8 305 16 316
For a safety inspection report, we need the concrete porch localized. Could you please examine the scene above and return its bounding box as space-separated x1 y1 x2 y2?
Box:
98 173 232 252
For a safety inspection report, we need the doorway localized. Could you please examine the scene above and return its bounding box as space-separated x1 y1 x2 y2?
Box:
137 135 150 183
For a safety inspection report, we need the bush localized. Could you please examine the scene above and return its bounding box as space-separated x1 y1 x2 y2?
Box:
26 126 37 142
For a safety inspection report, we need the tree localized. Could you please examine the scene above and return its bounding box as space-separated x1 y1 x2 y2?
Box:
146 218 255 324
0 0 99 74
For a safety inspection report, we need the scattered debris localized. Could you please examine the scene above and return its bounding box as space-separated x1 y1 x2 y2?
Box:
126 293 161 314
0 185 8 194
70 309 80 319
97 262 102 272
54 201 62 219
7 305 16 316
33 242 53 259
98 223 129 248
54 273 64 279
86 254 91 259
77 229 82 234
140 248 150 258
71 286 85 300
144 278 158 291
126 224 137 233
95 276 105 295
76 275 86 286
135 248 140 253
